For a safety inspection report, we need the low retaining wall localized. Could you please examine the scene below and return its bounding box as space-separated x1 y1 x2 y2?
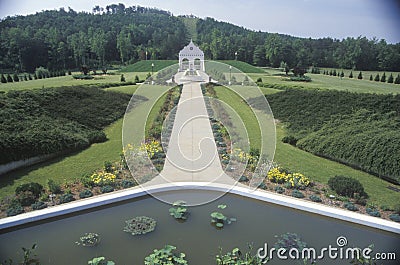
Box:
0 153 58 175
1 183 399 234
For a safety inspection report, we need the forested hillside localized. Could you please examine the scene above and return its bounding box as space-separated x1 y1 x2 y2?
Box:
1 3 399 73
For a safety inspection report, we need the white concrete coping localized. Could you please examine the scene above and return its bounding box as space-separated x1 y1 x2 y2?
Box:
1 182 399 234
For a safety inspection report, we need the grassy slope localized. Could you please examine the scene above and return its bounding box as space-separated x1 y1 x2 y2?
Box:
213 86 261 150
213 84 400 208
219 60 265 73
120 60 177 72
250 69 400 94
0 85 136 197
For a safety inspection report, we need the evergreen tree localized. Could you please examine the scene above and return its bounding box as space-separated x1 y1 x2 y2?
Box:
134 75 140 83
333 69 337 76
7 74 13 82
120 74 125 82
349 71 353 78
29 74 32 80
357 72 362 79
380 72 386 82
13 73 19 82
394 74 400 84
329 70 332 76
33 73 38 80
1 74 7 83
323 70 326 75
24 74 28 81
369 74 373 81
387 73 394 83
374 74 380 81
340 71 344 78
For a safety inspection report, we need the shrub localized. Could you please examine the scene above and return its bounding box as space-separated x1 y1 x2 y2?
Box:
291 189 305 198
7 74 13 82
309 194 322 202
13 73 19 82
290 76 311 82
16 182 43 198
31 201 47 210
72 74 94 79
104 161 114 173
282 135 297 146
59 193 75 204
256 77 262 83
374 74 380 81
349 71 353 78
344 202 358 211
357 72 362 79
366 208 381 217
387 73 394 83
1 74 7 83
395 74 400 84
258 182 267 190
389 214 400 222
79 189 93 199
274 186 285 194
380 72 386 82
134 75 140 83
239 175 249 182
369 74 373 81
121 180 136 188
47 179 62 194
101 185 114 193
328 176 367 198
6 202 25 216
120 74 125 82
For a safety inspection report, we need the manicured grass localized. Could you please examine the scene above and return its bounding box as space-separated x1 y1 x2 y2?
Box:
250 69 400 94
0 84 168 198
213 86 262 151
219 60 265 73
213 84 400 208
120 60 177 72
274 124 400 208
0 72 147 92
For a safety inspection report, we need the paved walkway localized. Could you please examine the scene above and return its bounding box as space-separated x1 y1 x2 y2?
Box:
147 81 235 186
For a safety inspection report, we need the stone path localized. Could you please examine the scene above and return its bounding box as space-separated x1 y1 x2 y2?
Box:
147 81 235 186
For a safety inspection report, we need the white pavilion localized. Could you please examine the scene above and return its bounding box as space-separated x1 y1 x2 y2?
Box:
178 40 205 72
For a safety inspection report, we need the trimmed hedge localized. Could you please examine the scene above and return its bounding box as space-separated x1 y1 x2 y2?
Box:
0 86 147 164
328 175 368 198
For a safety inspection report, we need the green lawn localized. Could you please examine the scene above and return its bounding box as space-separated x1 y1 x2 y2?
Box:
250 69 400 94
213 86 261 151
213 84 400 208
0 72 147 92
120 60 177 72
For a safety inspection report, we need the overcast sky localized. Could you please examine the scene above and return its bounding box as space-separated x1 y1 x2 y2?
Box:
1 0 399 43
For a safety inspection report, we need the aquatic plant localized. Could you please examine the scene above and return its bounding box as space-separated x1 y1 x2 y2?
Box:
216 245 264 264
123 216 156 235
76 233 100 247
144 245 188 265
169 200 188 220
210 204 236 228
87 257 115 265
274 233 307 251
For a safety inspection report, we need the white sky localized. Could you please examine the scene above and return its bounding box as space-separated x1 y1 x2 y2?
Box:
0 0 399 43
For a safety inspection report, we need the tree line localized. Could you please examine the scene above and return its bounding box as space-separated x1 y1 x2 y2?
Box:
0 4 399 73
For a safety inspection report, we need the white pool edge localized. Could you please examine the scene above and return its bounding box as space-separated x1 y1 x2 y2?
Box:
1 182 399 234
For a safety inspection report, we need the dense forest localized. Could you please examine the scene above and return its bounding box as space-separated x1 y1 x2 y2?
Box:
1 3 399 73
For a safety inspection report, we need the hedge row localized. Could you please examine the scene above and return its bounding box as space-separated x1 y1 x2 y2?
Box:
248 89 400 184
0 86 147 164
